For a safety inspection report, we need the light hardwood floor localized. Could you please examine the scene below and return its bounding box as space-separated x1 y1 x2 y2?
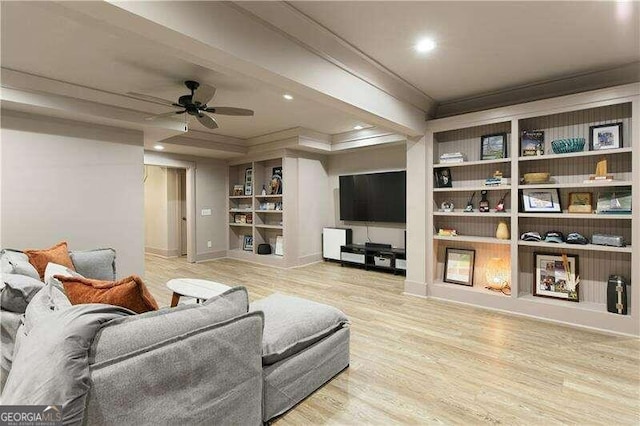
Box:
144 255 640 425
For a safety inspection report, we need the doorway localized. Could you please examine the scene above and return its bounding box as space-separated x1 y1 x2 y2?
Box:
144 165 189 259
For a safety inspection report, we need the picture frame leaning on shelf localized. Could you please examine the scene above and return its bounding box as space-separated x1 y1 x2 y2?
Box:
434 168 452 188
480 133 507 160
589 122 623 151
533 253 579 302
521 188 562 213
443 248 475 286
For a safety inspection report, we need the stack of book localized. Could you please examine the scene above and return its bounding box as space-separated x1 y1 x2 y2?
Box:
484 177 509 186
439 152 465 164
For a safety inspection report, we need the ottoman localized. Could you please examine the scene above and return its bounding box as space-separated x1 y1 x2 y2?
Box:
250 294 350 422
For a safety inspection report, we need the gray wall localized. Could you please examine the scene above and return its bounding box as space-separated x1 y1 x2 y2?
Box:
327 144 407 248
0 111 145 277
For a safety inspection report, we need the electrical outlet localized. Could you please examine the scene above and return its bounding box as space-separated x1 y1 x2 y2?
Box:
207 241 212 248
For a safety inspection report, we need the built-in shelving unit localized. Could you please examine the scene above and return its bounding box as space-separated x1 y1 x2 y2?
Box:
425 84 638 336
228 157 285 266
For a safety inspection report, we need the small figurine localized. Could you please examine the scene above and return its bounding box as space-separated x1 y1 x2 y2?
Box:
441 201 454 213
261 185 267 196
495 192 508 212
479 190 490 212
464 192 476 212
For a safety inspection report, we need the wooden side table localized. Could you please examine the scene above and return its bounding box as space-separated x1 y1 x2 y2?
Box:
166 278 231 307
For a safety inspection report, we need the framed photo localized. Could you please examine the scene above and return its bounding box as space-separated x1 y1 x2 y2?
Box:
521 130 544 156
444 248 475 286
233 185 244 196
521 188 561 213
480 133 507 160
242 235 253 251
434 168 452 188
244 167 253 196
534 253 579 302
234 213 247 224
596 190 632 214
590 123 622 151
568 192 592 213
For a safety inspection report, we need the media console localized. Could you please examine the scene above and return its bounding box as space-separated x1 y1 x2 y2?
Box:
340 243 406 275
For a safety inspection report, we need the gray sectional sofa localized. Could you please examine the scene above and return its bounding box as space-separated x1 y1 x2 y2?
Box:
0 248 350 424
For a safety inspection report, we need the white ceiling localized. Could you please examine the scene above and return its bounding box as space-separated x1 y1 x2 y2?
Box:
290 1 640 101
0 1 365 139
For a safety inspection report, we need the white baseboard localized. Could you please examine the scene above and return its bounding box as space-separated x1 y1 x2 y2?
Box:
403 279 427 297
195 250 227 262
145 247 180 258
297 253 323 266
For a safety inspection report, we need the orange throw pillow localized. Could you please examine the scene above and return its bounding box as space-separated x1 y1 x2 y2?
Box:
56 275 159 314
24 241 75 281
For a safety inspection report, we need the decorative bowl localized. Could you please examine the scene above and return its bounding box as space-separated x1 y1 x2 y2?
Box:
551 138 585 154
523 172 550 184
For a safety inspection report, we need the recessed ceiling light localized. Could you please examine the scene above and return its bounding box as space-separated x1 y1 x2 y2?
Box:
283 94 294 100
415 38 436 54
353 125 364 130
153 144 165 150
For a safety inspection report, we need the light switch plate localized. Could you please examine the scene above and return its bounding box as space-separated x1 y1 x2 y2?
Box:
207 241 212 248
201 208 212 216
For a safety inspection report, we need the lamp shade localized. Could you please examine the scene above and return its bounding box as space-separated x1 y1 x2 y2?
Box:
485 257 510 290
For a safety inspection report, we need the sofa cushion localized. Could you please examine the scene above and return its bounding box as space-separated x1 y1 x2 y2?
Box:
0 249 40 281
91 286 249 365
24 284 72 334
70 248 116 281
56 275 158 314
250 294 349 365
24 241 75 281
1 274 45 313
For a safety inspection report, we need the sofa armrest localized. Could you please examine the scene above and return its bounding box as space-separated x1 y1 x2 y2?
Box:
85 311 264 425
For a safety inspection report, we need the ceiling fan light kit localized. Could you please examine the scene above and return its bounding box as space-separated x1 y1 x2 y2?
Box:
143 80 254 129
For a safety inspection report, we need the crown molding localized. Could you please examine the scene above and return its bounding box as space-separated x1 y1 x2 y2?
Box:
232 1 436 115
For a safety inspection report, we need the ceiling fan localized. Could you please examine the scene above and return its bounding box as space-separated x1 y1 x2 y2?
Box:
135 80 254 130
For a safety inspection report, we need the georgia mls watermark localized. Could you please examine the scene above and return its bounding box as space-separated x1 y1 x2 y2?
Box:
0 405 62 426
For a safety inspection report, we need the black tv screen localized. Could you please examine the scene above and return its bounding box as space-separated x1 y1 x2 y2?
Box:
339 171 406 223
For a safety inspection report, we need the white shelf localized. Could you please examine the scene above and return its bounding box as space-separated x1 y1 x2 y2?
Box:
518 240 632 253
518 147 632 162
255 194 282 199
519 181 632 189
434 235 511 245
518 294 606 314
229 195 252 199
434 210 511 217
229 223 252 228
433 185 511 192
433 158 511 168
229 209 252 213
518 212 632 220
254 224 283 230
255 210 283 214
432 281 509 297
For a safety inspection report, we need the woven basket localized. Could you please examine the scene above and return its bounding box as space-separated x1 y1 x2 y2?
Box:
551 138 585 154
523 172 550 184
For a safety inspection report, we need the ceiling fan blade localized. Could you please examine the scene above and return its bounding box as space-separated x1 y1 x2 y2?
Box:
204 107 254 116
196 113 219 129
192 83 216 106
145 110 185 121
127 92 178 107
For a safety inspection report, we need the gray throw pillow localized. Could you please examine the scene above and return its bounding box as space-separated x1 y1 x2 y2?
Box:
250 294 349 365
0 249 40 281
1 274 45 313
70 248 116 281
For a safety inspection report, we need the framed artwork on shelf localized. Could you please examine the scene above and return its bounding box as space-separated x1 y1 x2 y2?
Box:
443 248 475 286
244 167 253 196
520 130 545 156
480 133 507 160
596 190 632 214
434 168 452 188
521 188 561 213
589 123 622 150
233 185 244 196
275 235 284 256
242 235 253 251
568 192 593 213
533 253 579 302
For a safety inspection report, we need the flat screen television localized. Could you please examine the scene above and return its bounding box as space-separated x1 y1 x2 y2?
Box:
339 171 406 223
